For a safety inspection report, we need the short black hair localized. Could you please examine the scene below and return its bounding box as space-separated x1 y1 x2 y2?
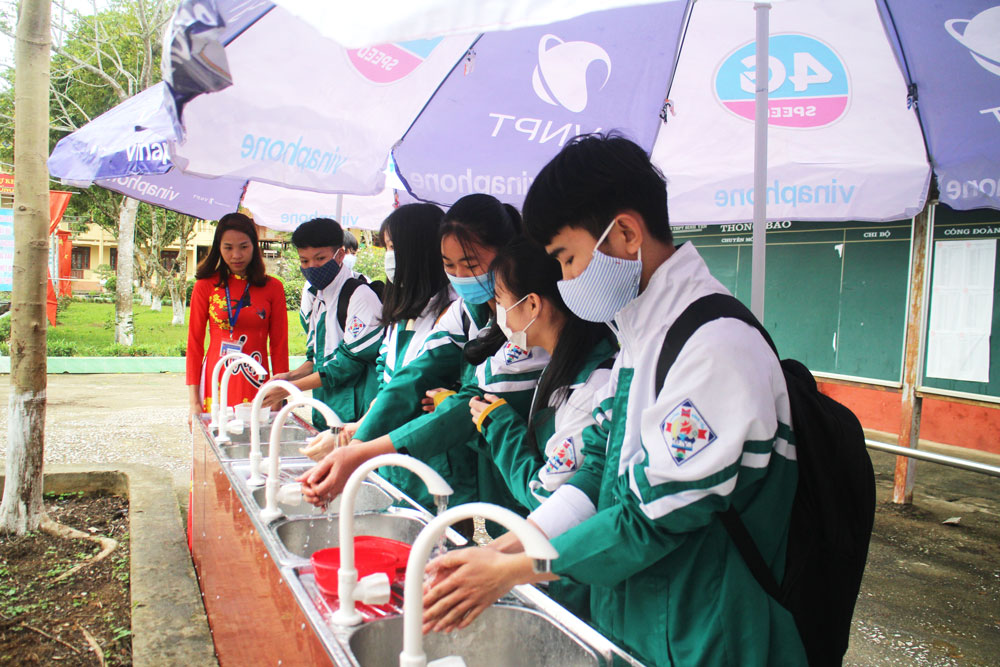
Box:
291 217 344 249
343 230 359 253
523 133 672 246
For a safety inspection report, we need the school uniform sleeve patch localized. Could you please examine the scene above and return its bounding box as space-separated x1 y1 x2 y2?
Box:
347 314 366 337
660 399 717 466
544 436 578 476
502 342 531 365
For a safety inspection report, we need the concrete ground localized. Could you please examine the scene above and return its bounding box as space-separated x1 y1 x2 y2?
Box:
1 373 998 665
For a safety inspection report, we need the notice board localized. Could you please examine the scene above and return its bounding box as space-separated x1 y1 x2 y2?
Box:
672 219 911 383
923 206 1000 399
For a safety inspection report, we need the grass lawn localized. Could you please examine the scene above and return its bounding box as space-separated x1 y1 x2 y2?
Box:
46 301 308 357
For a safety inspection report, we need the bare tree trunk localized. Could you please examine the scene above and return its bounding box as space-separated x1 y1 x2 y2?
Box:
114 197 138 346
170 216 194 326
1 0 51 535
168 279 184 325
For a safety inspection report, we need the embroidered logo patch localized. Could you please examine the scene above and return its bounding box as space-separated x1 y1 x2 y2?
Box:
661 399 717 466
347 315 366 337
502 342 532 365
543 437 577 476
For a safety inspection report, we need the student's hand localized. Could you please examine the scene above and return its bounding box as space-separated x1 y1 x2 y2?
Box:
468 393 500 424
337 422 359 447
299 430 337 461
297 444 371 506
270 371 291 382
422 547 524 634
260 386 290 409
422 388 449 413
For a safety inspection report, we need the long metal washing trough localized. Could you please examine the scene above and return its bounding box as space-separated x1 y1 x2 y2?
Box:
191 414 646 666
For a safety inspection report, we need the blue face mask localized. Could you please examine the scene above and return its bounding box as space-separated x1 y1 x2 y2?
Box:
447 271 495 305
301 254 342 290
557 219 642 322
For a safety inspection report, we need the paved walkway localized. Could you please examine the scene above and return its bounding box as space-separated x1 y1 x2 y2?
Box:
1 374 997 665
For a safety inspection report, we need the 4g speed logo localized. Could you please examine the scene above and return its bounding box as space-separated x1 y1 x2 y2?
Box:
715 34 849 128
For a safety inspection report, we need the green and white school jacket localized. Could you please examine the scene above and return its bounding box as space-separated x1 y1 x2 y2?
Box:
299 269 383 428
528 243 807 666
370 290 457 506
355 298 548 511
374 288 457 392
476 336 617 512
354 298 489 508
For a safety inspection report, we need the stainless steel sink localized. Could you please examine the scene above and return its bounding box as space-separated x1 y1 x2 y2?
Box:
223 424 310 444
347 604 604 666
216 440 309 460
251 480 394 517
274 509 431 560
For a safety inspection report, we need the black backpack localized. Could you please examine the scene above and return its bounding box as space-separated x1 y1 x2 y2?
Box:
336 276 383 331
655 293 875 666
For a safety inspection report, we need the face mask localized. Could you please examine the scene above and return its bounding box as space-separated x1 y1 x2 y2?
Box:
342 253 357 271
447 271 495 305
496 294 536 349
384 250 396 283
557 218 642 322
300 254 342 290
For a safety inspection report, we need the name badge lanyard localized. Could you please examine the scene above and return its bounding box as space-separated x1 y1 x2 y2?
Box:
225 282 251 340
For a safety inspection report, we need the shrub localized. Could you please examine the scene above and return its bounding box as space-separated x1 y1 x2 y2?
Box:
96 264 116 294
0 317 9 342
101 343 153 357
354 246 386 283
186 278 195 303
47 339 79 357
278 274 305 312
0 341 8 356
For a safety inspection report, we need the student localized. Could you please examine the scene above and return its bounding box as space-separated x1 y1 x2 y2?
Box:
467 237 617 615
421 135 806 666
298 195 546 517
186 212 288 429
342 230 359 273
302 204 457 509
469 238 617 513
263 218 382 429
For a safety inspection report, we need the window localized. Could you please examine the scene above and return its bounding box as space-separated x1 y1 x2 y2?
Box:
109 248 118 272
71 246 91 271
160 250 180 273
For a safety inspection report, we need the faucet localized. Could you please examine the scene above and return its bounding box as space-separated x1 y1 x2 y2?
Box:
244 379 303 488
259 395 342 524
211 352 267 441
332 454 454 628
399 503 558 667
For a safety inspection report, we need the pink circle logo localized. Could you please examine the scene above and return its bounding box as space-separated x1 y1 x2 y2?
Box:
349 38 443 84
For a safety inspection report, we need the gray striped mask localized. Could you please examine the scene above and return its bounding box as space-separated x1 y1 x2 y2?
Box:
556 218 641 323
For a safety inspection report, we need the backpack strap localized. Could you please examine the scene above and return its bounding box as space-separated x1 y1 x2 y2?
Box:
337 277 365 331
655 292 785 605
654 292 777 391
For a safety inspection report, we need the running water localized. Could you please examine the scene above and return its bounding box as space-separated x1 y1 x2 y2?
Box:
431 495 449 560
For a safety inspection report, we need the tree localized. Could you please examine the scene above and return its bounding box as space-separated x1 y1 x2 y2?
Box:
0 0 51 535
0 0 178 345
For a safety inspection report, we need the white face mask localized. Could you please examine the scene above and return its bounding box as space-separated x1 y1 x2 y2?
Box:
342 253 357 271
496 293 536 349
384 250 396 283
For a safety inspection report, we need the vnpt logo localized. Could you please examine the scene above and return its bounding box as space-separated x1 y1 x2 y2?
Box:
946 6 1000 77
531 34 611 113
349 38 444 84
715 34 849 128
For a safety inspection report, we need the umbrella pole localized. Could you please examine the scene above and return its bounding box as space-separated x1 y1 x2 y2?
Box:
336 194 344 225
892 205 932 504
750 2 771 321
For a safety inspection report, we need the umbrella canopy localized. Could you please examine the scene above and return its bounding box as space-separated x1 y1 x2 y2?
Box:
153 0 999 218
47 81 396 230
48 0 1000 243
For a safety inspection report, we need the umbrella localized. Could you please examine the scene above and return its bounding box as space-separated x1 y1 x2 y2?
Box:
47 82 396 231
50 0 1000 304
